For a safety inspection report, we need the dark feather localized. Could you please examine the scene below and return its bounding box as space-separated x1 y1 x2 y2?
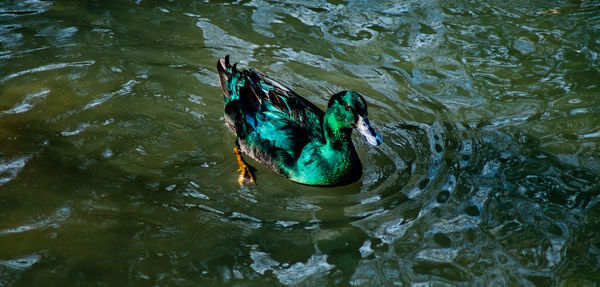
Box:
245 68 324 136
217 58 231 99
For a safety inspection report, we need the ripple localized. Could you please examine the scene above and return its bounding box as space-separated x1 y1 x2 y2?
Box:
249 250 279 275
83 79 139 110
35 26 78 45
2 89 49 114
286 199 321 211
0 206 72 236
187 14 257 59
0 156 29 187
274 254 334 286
60 123 90 137
513 36 536 55
0 254 41 270
580 130 600 139
358 240 374 258
431 215 481 234
249 246 335 285
0 30 23 49
416 248 458 263
413 33 438 49
0 1 50 18
1 60 95 82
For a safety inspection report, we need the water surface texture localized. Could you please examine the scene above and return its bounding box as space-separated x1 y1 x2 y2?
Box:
1 0 600 286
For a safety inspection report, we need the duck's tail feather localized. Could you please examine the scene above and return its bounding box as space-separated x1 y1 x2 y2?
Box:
217 55 232 99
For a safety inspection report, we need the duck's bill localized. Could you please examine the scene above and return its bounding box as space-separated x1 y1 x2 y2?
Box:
357 116 382 146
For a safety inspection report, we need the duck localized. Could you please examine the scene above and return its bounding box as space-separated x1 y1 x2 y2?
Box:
217 55 382 186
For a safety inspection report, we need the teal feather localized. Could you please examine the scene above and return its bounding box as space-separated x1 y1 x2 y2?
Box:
217 56 382 186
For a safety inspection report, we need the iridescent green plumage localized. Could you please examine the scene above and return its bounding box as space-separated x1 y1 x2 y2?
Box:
217 56 382 186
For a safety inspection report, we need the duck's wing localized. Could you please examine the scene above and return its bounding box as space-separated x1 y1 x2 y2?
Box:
218 56 324 127
242 68 325 158
246 68 324 132
218 57 325 158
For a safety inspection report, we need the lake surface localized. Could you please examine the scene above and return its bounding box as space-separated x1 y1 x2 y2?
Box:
1 0 599 285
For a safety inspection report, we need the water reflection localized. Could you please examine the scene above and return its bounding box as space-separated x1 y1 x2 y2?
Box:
1 0 599 285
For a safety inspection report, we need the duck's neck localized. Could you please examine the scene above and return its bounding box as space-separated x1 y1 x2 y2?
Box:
322 111 357 158
319 111 362 184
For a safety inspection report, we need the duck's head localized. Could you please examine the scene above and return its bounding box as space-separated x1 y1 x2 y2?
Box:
327 91 382 146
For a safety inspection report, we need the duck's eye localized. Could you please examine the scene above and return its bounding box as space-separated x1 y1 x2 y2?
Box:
344 104 353 112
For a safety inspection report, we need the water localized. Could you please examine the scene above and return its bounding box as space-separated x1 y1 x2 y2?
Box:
1 0 599 285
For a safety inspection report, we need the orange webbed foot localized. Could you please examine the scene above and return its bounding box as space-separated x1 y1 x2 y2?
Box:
234 147 255 185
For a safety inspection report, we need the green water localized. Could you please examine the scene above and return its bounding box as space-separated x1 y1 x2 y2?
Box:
1 0 599 285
